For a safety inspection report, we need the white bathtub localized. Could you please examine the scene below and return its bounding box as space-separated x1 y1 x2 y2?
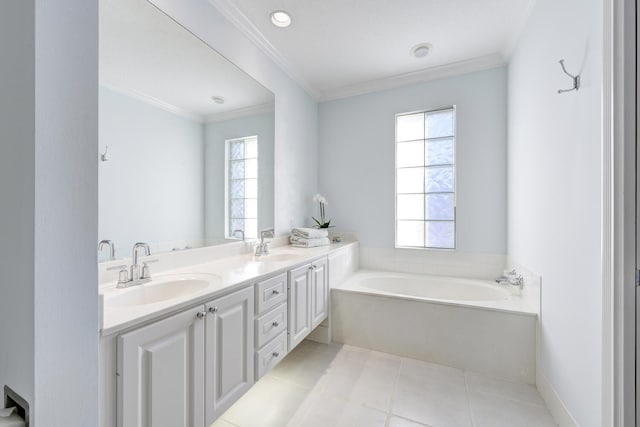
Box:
331 270 537 383
350 271 510 302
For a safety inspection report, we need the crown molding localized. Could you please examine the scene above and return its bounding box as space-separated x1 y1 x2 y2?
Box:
208 0 322 100
204 102 274 123
100 82 205 123
319 54 507 102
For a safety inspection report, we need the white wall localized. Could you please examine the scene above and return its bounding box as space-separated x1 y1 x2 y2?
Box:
507 0 603 425
205 112 275 239
99 87 204 257
150 0 318 235
0 0 100 425
318 67 507 254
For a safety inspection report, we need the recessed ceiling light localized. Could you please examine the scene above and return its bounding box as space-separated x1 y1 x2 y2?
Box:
411 43 432 59
211 96 225 104
270 10 291 28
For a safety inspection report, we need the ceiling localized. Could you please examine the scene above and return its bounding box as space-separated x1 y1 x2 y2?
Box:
99 0 274 120
216 0 534 100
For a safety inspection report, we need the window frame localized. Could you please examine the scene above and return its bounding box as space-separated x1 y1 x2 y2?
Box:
224 135 259 240
394 106 457 250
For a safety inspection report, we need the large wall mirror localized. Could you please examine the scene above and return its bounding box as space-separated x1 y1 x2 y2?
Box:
99 0 275 261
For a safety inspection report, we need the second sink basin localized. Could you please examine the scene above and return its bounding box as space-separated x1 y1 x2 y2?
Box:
107 274 219 307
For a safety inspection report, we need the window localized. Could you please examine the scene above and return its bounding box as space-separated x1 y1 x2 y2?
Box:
226 136 258 239
395 108 456 249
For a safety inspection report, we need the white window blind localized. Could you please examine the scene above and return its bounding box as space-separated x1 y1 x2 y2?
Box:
395 108 456 249
226 136 258 239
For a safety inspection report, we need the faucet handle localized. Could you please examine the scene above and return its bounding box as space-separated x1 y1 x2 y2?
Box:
107 264 129 285
141 259 159 280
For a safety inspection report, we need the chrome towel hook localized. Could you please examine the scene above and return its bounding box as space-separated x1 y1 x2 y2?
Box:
100 145 109 162
557 59 580 94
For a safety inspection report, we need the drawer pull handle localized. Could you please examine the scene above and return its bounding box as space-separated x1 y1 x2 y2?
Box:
272 289 280 295
272 321 280 327
272 352 280 358
196 311 206 319
208 306 218 314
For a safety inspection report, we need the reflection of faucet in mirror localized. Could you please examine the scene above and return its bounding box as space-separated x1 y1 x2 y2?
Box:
98 239 115 261
232 229 245 241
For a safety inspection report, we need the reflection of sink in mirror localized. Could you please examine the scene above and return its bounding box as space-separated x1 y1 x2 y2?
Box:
98 0 275 262
106 275 219 307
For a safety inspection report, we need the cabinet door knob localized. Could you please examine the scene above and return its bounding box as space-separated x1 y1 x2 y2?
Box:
196 311 207 319
272 289 280 295
208 306 218 314
272 321 279 327
272 352 280 358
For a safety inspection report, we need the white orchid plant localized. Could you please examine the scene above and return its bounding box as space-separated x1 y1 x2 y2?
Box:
312 193 333 229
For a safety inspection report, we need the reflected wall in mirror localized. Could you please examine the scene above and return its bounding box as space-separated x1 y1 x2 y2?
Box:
99 0 275 261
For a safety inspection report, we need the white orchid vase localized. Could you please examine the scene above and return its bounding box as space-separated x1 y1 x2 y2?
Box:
312 193 333 229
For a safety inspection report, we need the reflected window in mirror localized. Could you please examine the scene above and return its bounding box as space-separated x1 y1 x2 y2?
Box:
226 136 259 239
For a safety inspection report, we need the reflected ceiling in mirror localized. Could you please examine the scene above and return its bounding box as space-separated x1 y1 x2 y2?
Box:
99 0 275 262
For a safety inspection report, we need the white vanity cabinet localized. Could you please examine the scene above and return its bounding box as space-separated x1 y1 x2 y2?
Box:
287 257 328 350
254 273 288 380
116 286 254 427
117 306 206 427
204 286 255 425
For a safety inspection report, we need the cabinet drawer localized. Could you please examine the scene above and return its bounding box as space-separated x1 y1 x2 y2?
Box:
255 331 287 380
255 303 287 348
255 273 287 315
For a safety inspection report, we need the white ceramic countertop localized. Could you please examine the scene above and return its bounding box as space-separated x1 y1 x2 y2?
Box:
100 240 358 336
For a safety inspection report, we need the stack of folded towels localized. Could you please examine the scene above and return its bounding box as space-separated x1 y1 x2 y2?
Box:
290 227 330 248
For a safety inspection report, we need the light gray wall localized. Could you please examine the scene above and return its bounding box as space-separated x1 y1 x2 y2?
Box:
205 112 275 238
0 0 36 410
0 0 99 425
318 67 507 253
150 0 318 235
99 87 204 257
507 0 603 424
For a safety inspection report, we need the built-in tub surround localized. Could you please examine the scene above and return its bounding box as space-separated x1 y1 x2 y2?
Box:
332 270 537 384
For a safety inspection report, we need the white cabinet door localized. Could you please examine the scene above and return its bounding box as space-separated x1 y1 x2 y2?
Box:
288 264 312 350
117 306 205 427
205 287 255 425
310 258 328 329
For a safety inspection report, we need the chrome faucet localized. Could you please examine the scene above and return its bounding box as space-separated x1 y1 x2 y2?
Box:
232 229 245 240
495 269 524 290
98 239 115 261
107 242 157 288
255 228 275 256
131 242 151 281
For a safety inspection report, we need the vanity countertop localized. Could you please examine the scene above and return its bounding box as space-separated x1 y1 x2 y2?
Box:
100 240 358 336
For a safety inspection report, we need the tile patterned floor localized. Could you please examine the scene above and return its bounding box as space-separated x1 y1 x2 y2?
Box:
212 341 557 427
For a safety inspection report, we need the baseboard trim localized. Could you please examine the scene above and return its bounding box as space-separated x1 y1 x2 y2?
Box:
536 371 579 426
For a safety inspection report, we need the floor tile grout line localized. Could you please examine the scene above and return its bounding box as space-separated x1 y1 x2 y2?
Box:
464 371 477 427
384 357 404 427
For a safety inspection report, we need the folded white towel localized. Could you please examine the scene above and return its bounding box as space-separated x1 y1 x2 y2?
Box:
291 227 328 239
290 236 331 248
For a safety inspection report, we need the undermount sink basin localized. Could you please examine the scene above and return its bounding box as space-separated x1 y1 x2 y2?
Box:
107 275 217 307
